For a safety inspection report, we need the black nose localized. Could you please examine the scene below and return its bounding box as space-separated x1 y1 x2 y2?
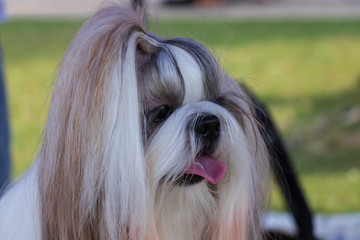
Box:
195 114 220 143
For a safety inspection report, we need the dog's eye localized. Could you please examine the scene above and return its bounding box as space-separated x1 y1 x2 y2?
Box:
153 105 171 122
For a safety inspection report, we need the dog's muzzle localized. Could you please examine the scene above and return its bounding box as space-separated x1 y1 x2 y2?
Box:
178 114 226 186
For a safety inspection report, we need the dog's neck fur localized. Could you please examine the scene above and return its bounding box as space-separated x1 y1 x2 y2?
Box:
153 184 216 240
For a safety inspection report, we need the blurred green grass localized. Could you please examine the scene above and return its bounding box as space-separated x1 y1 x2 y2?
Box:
1 18 360 213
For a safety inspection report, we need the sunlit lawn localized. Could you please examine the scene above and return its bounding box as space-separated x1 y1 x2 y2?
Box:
1 18 359 213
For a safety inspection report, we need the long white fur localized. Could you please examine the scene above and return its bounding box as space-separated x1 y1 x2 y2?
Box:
102 31 148 239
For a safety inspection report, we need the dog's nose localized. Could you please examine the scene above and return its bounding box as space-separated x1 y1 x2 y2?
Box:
195 114 220 143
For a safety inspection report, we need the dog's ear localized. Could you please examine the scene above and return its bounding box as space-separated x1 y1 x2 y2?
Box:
215 76 270 240
38 6 150 239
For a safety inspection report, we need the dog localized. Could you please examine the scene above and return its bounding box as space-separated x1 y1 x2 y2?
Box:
0 5 269 240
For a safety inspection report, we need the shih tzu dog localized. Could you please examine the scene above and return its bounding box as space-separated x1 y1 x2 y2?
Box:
0 5 269 240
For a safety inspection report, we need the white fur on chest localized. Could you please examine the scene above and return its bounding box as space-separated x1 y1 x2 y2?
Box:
0 167 41 240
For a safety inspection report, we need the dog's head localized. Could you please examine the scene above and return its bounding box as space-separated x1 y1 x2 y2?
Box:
38 6 269 240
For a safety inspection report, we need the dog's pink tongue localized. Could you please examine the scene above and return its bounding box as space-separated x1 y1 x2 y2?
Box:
185 155 227 184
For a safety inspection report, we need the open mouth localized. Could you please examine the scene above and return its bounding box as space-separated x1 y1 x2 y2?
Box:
178 155 227 186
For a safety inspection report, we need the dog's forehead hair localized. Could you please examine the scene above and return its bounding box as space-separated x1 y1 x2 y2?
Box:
138 37 220 110
138 46 184 110
162 38 220 101
167 46 203 105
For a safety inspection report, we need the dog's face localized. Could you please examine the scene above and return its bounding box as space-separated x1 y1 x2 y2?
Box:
141 45 226 186
136 39 267 239
139 43 245 185
37 6 269 240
